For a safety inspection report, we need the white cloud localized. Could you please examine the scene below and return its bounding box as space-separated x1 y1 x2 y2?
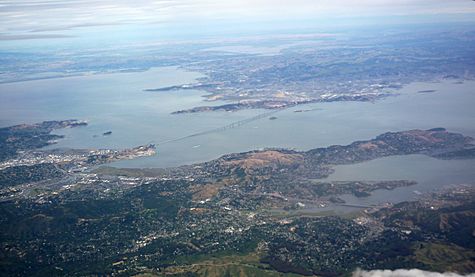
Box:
353 268 475 277
0 0 474 39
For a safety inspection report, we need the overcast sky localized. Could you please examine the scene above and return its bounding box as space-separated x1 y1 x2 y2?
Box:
0 0 474 43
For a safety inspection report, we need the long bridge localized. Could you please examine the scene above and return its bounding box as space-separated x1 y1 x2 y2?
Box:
156 109 283 145
339 203 378 208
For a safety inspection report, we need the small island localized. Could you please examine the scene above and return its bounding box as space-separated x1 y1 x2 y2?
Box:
418 89 437 94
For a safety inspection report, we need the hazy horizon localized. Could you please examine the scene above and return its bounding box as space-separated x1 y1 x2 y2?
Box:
1 0 475 51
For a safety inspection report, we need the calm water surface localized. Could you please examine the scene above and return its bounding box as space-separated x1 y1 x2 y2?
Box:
323 155 475 208
0 67 474 205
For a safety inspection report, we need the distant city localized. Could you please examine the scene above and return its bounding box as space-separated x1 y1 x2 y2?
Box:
1 2 475 276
